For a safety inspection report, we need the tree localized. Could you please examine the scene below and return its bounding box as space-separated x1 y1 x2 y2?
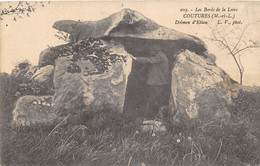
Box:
207 22 260 85
0 1 50 21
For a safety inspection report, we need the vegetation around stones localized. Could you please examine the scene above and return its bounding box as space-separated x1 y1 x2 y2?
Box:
56 38 124 74
1 88 260 165
11 62 54 96
0 61 54 123
49 38 125 74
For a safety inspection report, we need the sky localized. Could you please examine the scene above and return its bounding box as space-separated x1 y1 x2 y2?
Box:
0 1 259 86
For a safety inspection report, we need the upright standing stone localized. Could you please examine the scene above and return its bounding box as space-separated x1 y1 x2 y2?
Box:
170 50 232 123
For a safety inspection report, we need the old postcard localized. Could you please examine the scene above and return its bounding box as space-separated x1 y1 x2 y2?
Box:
0 1 259 166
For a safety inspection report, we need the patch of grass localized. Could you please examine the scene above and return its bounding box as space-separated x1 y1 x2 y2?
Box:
0 110 202 166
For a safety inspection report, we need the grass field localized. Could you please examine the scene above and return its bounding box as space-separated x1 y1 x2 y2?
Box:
1 90 260 166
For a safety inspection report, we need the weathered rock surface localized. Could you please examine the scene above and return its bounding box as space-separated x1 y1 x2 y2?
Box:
170 50 232 123
38 47 58 67
25 65 38 78
32 65 54 86
53 41 132 115
12 95 57 126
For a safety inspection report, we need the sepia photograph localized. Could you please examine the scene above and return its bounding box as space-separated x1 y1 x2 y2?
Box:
0 1 260 165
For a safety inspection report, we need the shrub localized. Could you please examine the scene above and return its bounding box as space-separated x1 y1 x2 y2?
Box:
54 38 126 74
18 61 30 70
